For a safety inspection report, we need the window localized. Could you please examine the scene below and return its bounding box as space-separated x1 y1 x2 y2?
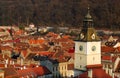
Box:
80 65 82 68
79 45 83 51
53 67 54 71
80 57 82 60
56 67 58 71
65 65 66 70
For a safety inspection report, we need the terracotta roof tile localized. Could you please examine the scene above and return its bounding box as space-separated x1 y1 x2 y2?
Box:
17 66 51 77
0 64 5 67
3 68 18 78
67 64 74 70
102 55 118 62
0 46 13 51
101 46 115 52
68 48 75 53
15 30 24 35
17 68 35 77
33 66 51 76
102 55 111 61
86 64 102 69
21 50 28 57
76 67 112 78
31 51 54 57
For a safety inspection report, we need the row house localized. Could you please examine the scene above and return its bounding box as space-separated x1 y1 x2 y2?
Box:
39 48 75 78
114 56 120 77
39 57 75 78
101 35 120 78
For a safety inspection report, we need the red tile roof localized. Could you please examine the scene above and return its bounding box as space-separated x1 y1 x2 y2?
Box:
101 46 115 52
0 64 5 68
62 35 71 39
102 55 111 61
21 50 28 58
33 66 51 76
17 68 36 77
75 64 112 78
28 51 54 57
102 55 117 62
29 39 45 44
0 46 13 51
15 30 24 35
79 68 112 78
46 32 58 38
3 68 18 78
76 64 111 78
86 64 102 69
17 66 51 77
68 48 75 53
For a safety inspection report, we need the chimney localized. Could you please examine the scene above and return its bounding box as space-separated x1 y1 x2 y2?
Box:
5 64 7 68
10 60 12 65
88 69 92 78
5 59 8 68
23 66 26 69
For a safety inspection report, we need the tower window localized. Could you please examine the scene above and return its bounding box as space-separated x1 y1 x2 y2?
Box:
80 65 82 68
80 57 82 60
93 57 95 60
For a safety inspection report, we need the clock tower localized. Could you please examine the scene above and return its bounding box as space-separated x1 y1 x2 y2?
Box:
74 7 101 71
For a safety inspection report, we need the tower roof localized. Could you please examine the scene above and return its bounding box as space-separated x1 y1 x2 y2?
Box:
76 28 100 41
84 7 93 22
75 6 100 41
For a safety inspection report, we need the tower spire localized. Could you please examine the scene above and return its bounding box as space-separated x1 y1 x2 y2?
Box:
83 5 93 28
87 4 90 14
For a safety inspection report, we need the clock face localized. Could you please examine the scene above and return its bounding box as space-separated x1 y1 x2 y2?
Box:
92 46 96 51
79 45 83 51
80 33 84 39
91 33 95 39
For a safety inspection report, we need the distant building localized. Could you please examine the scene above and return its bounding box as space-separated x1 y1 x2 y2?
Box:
101 35 120 78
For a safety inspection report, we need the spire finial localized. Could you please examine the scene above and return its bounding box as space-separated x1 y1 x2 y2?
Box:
87 4 90 14
83 5 93 28
84 5 92 20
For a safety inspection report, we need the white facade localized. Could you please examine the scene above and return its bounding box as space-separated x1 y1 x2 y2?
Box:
74 41 101 70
